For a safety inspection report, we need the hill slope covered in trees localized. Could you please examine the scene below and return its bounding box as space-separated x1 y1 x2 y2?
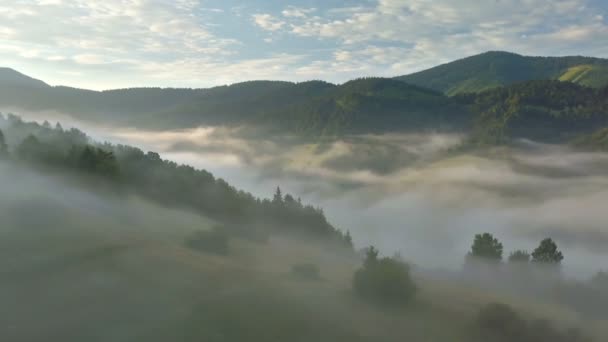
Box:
2 51 608 144
396 51 608 95
0 71 469 135
0 114 352 245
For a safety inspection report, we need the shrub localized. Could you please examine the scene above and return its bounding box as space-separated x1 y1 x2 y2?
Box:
290 263 321 281
475 303 591 342
353 246 417 307
185 229 229 255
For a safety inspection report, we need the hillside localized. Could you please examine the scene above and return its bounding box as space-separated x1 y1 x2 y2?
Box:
0 72 469 135
457 80 608 145
2 54 608 141
0 67 49 88
0 117 603 342
161 77 470 135
0 114 351 244
396 51 608 95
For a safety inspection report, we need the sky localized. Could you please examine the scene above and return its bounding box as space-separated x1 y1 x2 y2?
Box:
0 0 607 90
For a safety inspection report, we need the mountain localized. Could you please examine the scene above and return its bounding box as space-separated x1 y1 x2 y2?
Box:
395 51 608 95
160 77 470 135
0 68 49 88
1 52 608 141
0 72 469 135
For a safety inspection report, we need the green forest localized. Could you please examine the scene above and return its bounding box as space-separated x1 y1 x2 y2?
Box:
0 114 352 246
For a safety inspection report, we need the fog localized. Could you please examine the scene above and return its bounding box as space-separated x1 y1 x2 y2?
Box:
3 109 608 341
6 109 608 280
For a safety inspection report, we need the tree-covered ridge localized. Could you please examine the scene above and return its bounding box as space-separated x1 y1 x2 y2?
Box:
396 51 608 95
458 80 608 145
256 78 470 135
0 69 468 135
0 114 352 245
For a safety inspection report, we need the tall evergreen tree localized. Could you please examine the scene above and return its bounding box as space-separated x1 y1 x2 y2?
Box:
272 186 283 205
0 129 7 157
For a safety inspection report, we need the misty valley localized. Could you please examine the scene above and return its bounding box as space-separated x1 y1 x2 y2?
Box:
2 104 608 341
1 29 608 340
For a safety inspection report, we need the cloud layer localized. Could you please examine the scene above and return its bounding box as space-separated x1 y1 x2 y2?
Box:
0 0 606 89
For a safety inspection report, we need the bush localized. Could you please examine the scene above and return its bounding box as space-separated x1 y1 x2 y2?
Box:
185 229 229 255
476 303 528 341
353 246 417 307
475 303 591 342
290 263 321 281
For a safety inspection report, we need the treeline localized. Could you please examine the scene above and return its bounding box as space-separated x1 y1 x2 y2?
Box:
0 70 471 136
348 239 595 341
146 77 471 135
0 114 352 246
464 232 608 319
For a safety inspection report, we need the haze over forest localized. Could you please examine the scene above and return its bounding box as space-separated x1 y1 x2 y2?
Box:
2 0 608 341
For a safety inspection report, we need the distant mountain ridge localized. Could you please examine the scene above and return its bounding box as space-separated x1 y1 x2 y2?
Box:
0 71 469 135
1 50 608 145
395 51 608 95
0 67 49 88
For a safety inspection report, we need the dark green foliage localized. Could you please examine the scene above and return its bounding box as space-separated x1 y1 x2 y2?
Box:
468 233 503 262
396 51 608 95
0 129 7 157
461 80 608 145
185 229 230 255
508 250 531 263
531 238 564 264
0 70 470 135
475 303 591 342
290 263 321 281
353 246 417 307
0 115 350 244
68 145 120 178
14 131 119 179
572 127 608 151
476 303 528 341
170 288 367 342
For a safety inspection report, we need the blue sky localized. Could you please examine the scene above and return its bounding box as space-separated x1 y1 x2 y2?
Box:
0 0 607 90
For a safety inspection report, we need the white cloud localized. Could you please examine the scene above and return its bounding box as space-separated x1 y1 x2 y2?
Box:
0 0 606 89
252 14 286 31
73 54 107 65
280 0 608 75
0 0 240 88
282 6 316 18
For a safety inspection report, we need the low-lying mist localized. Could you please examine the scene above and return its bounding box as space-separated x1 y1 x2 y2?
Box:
3 110 608 341
5 108 608 279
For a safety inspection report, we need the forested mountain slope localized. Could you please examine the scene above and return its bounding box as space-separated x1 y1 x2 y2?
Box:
396 51 608 95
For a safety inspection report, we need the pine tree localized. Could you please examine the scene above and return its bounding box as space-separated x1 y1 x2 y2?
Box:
272 186 283 205
0 129 7 157
344 230 353 247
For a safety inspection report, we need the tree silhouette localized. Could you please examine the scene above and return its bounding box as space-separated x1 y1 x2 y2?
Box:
508 250 530 263
531 238 564 264
0 129 7 156
469 233 503 261
272 186 283 206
